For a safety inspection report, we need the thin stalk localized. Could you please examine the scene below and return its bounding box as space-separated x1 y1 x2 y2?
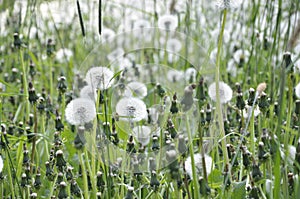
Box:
20 50 30 122
215 9 229 168
78 151 89 199
30 104 37 172
6 151 15 199
186 114 200 199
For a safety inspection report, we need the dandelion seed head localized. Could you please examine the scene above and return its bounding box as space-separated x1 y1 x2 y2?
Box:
55 48 73 63
132 125 151 146
85 66 114 90
208 81 233 103
242 105 260 118
80 85 97 102
65 98 96 125
216 0 243 10
158 14 178 31
116 97 147 122
167 69 184 83
166 38 182 53
185 153 213 179
123 81 148 99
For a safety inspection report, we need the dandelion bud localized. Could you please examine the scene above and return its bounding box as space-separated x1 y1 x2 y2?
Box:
200 109 206 125
97 171 105 190
156 83 166 98
71 179 81 197
252 162 262 182
124 186 134 199
126 135 136 153
46 39 55 57
151 135 160 151
30 193 38 198
242 147 251 169
13 32 22 49
21 173 27 187
206 104 212 123
196 77 206 108
58 181 68 199
57 76 67 94
199 177 211 196
150 170 160 190
26 126 35 142
283 52 293 73
28 82 38 104
34 168 41 189
288 172 294 193
55 150 66 171
236 92 245 110
22 144 30 165
74 126 86 149
248 184 260 199
66 166 74 181
170 93 179 114
258 92 269 114
167 118 177 139
247 88 256 105
56 172 64 185
258 142 269 163
256 83 267 96
29 60 36 78
8 124 14 135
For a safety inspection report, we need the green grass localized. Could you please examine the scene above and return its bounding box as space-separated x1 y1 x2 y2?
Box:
0 0 300 198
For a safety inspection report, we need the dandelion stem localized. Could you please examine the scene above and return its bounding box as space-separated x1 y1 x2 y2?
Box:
185 114 200 199
20 50 30 122
215 9 229 169
78 151 89 199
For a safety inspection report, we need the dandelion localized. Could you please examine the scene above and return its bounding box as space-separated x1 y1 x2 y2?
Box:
133 19 151 40
85 66 114 90
0 155 3 172
101 28 116 42
107 48 124 63
233 49 250 67
242 105 260 118
158 14 178 31
55 48 73 63
216 0 243 10
181 84 196 112
295 82 300 98
65 98 96 125
167 69 184 83
208 81 233 103
123 81 148 99
132 125 151 146
166 38 182 53
185 67 197 82
80 85 97 102
116 97 147 122
185 153 213 179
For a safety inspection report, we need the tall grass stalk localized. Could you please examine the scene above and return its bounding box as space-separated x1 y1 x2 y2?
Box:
185 114 200 199
215 8 229 170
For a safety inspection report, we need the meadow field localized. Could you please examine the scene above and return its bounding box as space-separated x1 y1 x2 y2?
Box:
0 0 300 198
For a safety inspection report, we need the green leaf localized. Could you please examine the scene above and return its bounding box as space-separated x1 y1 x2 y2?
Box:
208 169 223 189
231 181 246 199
